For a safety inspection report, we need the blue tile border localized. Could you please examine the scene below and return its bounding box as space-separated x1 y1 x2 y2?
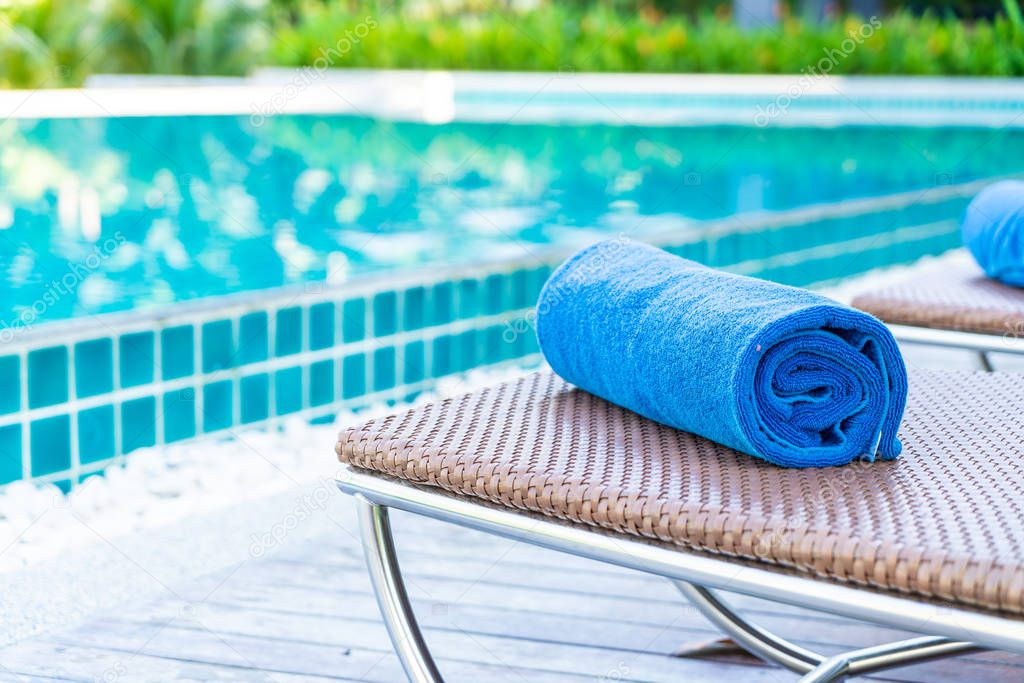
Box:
79 405 115 464
0 423 22 485
120 332 155 388
28 346 68 408
75 338 114 398
163 390 196 443
240 373 270 424
161 325 194 380
30 415 71 478
0 355 19 415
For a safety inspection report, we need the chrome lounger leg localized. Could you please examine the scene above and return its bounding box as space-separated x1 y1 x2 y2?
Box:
796 637 979 682
978 350 994 371
357 495 445 683
675 581 979 682
675 581 824 672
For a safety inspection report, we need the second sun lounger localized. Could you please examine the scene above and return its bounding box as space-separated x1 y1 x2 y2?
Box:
852 258 1024 368
335 367 1024 683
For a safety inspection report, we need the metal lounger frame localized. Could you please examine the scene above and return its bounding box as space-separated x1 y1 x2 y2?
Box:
337 466 1024 683
888 324 1024 370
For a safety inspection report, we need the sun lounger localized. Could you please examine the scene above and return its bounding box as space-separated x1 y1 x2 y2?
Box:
335 368 1024 683
852 259 1024 369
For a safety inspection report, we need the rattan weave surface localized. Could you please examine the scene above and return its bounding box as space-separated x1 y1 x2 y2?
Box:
337 369 1024 614
852 260 1024 336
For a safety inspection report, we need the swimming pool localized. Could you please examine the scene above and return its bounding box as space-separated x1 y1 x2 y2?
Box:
2 76 1023 490
4 115 1024 323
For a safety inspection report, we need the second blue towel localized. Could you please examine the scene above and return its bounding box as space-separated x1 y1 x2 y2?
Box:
536 240 908 468
962 179 1024 287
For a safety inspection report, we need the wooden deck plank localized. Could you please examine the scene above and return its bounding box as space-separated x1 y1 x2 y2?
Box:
43 617 779 683
0 639 354 682
267 549 894 627
225 554 1024 668
212 559 914 645
9 617 600 683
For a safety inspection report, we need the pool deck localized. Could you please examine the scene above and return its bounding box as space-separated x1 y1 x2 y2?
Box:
3 492 1024 682
3 342 1024 682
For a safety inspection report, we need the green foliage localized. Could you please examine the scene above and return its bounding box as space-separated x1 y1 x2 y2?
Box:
1 0 1023 89
0 0 101 88
272 4 1024 76
97 0 269 76
1003 0 1024 27
0 0 270 87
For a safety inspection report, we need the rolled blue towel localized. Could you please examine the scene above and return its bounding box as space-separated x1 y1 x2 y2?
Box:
535 240 908 468
963 180 1024 287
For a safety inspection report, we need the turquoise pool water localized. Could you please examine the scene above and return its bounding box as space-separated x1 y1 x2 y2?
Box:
4 115 1024 323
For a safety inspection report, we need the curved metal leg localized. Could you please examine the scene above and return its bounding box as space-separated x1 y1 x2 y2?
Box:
357 495 445 683
675 580 980 680
978 351 994 372
799 654 850 682
798 636 980 682
675 580 824 673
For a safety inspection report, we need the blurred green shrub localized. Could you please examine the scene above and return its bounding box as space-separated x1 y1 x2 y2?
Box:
271 4 1024 76
97 0 269 76
0 0 270 87
0 0 100 88
1 0 1023 89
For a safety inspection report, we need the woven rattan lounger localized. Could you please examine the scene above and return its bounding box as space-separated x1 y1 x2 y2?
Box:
852 259 1024 369
335 368 1024 682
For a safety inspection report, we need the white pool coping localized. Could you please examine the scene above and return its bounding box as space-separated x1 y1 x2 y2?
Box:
0 69 1020 127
